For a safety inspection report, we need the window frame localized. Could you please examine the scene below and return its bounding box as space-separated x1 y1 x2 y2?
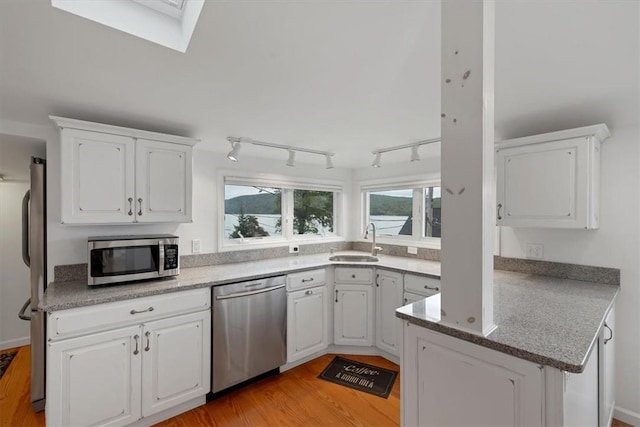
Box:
219 171 345 251
360 175 442 248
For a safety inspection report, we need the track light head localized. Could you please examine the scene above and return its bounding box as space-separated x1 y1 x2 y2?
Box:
286 149 296 167
325 154 334 169
227 140 241 162
372 152 381 168
410 145 420 162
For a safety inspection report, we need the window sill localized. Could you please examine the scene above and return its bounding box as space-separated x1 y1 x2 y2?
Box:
220 236 346 252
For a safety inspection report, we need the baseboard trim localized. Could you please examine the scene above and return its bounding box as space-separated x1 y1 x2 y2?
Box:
0 336 29 351
281 346 400 373
614 406 640 427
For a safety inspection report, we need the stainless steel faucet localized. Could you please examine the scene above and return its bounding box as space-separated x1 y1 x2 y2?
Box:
363 222 383 256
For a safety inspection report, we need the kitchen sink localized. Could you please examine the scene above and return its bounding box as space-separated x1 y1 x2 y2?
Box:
329 255 379 263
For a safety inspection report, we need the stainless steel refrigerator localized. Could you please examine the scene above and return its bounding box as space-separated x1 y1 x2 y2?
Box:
18 157 46 412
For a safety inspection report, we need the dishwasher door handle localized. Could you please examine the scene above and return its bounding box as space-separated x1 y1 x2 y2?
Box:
215 284 285 300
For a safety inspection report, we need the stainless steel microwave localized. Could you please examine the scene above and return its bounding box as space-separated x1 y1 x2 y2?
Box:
87 235 179 286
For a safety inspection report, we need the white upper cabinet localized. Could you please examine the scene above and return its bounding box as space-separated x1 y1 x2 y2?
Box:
135 139 192 222
51 116 197 224
496 124 610 229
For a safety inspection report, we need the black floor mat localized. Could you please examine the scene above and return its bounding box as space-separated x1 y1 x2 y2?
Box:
318 356 397 398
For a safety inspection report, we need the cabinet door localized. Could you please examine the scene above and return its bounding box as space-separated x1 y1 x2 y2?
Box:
47 325 142 427
334 284 374 346
287 286 329 363
599 307 615 427
135 139 192 222
375 270 403 356
60 128 135 224
141 310 210 417
496 136 593 229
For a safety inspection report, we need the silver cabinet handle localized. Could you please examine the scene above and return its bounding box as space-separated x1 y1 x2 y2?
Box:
424 285 440 291
130 306 154 315
138 198 143 216
604 322 613 344
128 197 133 216
301 278 314 283
376 274 379 287
305 290 313 295
133 334 140 355
497 203 503 220
22 190 30 267
144 331 151 352
335 289 339 303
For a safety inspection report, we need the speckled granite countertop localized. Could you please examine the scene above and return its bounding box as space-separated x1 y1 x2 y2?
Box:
40 251 440 312
42 250 618 373
396 270 618 373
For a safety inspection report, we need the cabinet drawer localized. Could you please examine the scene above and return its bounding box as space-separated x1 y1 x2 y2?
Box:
287 269 326 291
404 274 440 296
48 287 211 341
335 267 373 284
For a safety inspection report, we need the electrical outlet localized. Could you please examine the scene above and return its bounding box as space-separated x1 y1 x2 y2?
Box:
289 244 299 254
407 246 418 255
525 243 543 260
191 239 201 253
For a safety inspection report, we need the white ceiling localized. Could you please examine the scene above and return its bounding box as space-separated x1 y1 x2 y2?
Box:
0 1 638 168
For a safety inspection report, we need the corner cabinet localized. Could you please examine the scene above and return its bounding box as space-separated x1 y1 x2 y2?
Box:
333 267 374 346
46 288 211 427
496 124 610 229
51 116 197 224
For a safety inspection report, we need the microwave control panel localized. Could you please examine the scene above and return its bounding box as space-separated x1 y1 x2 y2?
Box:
164 245 179 270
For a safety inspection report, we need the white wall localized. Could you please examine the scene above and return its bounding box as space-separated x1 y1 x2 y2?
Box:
46 135 353 280
500 125 640 423
0 181 31 349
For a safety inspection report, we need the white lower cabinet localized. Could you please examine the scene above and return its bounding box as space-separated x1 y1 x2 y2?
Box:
375 269 403 357
46 288 211 427
286 285 329 362
334 284 374 346
402 322 544 427
47 325 143 427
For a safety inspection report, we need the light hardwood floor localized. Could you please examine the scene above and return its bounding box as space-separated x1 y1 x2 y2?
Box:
0 345 633 427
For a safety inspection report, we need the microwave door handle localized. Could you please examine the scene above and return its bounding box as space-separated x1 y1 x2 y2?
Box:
158 242 165 274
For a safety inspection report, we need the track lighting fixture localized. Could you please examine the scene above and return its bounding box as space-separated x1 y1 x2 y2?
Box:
227 136 335 169
372 152 382 168
371 137 440 168
410 145 420 162
227 140 242 162
286 149 296 167
325 154 334 169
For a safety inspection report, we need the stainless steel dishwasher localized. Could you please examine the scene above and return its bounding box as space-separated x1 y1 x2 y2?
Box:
212 276 287 393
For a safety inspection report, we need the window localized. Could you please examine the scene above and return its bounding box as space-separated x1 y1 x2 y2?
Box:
224 185 282 239
362 179 441 245
222 174 343 247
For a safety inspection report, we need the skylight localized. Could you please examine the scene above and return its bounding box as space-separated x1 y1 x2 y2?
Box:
51 0 204 53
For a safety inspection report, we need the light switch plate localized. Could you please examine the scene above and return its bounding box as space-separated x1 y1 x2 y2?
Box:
191 239 201 253
289 244 299 254
407 246 418 255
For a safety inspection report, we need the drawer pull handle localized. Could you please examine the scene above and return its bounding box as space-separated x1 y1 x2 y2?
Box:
133 334 140 355
128 197 133 216
301 278 314 283
424 285 440 291
305 290 313 295
130 307 154 315
144 331 151 352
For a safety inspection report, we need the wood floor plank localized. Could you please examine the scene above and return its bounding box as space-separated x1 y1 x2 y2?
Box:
1 346 635 427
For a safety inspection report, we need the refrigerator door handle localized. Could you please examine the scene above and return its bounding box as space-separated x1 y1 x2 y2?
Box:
18 298 31 321
22 189 30 267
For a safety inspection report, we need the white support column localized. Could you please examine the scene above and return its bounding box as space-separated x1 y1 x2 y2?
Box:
440 0 496 336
